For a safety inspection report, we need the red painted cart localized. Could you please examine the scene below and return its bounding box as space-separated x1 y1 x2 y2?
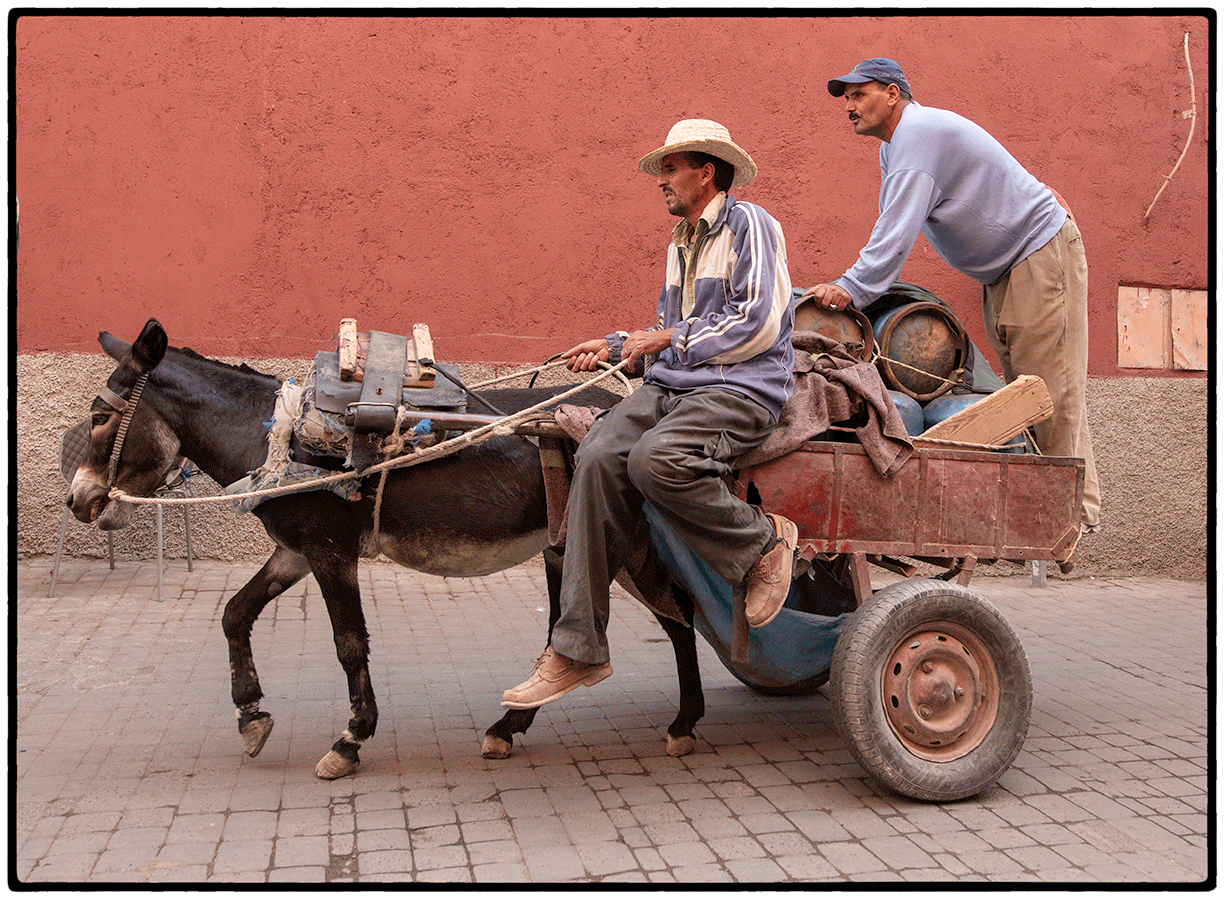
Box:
435 408 1083 801
734 439 1085 801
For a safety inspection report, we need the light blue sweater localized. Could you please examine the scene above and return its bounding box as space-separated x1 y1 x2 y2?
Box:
836 102 1067 308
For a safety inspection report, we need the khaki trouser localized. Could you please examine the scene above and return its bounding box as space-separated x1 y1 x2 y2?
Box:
983 218 1101 527
550 384 776 665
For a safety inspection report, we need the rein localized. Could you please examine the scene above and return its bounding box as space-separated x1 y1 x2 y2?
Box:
101 372 150 489
106 358 633 508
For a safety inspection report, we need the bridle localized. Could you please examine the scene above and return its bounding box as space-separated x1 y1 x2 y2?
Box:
98 372 150 490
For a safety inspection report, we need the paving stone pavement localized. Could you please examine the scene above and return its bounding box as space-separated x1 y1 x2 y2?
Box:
13 557 1210 885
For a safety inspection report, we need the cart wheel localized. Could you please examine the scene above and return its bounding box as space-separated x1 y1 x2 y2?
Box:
831 579 1031 802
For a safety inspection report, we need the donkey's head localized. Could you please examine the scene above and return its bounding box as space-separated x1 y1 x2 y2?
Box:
66 318 183 530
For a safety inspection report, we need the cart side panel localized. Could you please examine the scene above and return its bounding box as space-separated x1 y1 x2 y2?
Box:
742 445 921 552
827 447 923 547
921 454 1001 551
740 442 1084 563
1000 456 1084 558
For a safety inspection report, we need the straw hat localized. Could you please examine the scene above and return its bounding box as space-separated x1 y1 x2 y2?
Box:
637 119 757 189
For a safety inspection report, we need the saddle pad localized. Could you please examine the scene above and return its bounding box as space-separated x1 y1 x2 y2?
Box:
313 352 466 416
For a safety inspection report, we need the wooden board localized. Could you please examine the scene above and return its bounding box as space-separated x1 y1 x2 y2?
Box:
334 319 436 387
408 323 436 387
918 375 1052 446
338 318 359 382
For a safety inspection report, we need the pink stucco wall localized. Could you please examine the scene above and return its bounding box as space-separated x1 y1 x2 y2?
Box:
14 14 1211 376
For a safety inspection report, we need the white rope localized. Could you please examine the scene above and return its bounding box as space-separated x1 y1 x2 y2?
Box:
872 350 964 390
107 359 632 507
465 360 569 390
467 358 634 393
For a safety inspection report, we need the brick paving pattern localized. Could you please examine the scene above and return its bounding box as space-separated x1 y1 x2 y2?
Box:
14 558 1209 884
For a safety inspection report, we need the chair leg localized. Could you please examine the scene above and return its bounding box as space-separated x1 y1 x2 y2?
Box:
50 509 70 598
156 503 164 602
108 532 115 570
182 506 194 573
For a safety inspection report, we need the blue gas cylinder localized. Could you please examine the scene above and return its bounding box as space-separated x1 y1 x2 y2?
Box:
888 390 925 437
871 302 970 402
922 392 981 429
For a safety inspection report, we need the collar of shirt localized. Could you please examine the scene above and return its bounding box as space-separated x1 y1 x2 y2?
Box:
671 192 728 319
670 191 728 249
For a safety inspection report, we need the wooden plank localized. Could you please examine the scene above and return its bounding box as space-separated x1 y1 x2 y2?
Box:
1117 286 1171 368
338 318 359 382
406 323 436 386
918 375 1052 446
1171 288 1208 371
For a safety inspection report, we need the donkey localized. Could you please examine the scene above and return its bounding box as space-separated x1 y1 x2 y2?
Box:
66 319 706 779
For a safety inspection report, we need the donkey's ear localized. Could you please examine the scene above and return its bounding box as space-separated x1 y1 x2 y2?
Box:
98 330 131 362
130 319 168 373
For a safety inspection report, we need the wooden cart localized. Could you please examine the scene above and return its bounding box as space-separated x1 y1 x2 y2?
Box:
320 320 1082 800
408 408 1083 802
732 440 1085 801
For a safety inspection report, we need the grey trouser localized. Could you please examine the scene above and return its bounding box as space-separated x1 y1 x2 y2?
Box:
983 217 1101 527
550 383 776 664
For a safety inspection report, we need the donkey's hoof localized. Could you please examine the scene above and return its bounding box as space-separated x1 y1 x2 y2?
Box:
666 733 696 758
481 734 513 759
315 749 358 780
240 715 275 758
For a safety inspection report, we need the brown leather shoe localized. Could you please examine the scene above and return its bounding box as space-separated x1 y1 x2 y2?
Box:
501 647 612 709
744 513 799 628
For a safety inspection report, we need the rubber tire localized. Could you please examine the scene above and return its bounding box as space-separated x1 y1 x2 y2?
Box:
831 579 1032 802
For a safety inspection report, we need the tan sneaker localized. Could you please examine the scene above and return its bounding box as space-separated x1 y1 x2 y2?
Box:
501 647 612 709
744 513 799 628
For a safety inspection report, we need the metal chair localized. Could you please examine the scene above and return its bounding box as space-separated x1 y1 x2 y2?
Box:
50 419 195 600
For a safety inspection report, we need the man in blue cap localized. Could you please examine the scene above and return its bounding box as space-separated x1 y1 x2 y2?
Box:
805 58 1100 537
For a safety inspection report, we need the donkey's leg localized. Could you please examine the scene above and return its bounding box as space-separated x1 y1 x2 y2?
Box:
481 545 563 758
221 546 312 758
309 550 377 780
653 588 705 758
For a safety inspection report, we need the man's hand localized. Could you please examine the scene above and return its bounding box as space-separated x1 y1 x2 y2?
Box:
621 328 674 366
562 328 675 372
561 338 611 372
801 283 854 312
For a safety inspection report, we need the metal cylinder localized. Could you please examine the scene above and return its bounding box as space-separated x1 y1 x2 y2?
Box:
888 390 925 437
793 295 876 361
871 302 970 402
921 392 981 429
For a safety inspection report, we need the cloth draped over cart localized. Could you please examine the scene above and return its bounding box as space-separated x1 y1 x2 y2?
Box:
736 331 913 477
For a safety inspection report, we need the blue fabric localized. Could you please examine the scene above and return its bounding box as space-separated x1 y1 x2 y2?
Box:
643 503 848 691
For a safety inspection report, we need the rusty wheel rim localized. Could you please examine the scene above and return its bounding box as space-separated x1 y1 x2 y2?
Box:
881 622 1000 762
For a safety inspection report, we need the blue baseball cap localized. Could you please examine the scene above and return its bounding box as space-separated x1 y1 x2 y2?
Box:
828 58 914 98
